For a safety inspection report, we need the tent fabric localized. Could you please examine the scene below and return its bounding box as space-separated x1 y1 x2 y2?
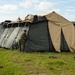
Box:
47 21 61 52
25 14 35 23
2 28 14 47
24 15 47 23
45 11 75 52
5 27 21 48
0 25 5 37
71 26 75 51
15 26 28 42
0 22 29 49
25 21 50 52
0 28 9 46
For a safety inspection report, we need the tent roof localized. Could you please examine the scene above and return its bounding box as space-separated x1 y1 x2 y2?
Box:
45 11 72 27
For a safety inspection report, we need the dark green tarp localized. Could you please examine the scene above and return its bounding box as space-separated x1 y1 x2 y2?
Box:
25 21 50 52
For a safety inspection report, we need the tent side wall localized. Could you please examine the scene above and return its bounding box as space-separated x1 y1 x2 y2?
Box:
5 27 21 48
2 28 14 48
0 25 5 37
0 28 9 46
25 21 50 52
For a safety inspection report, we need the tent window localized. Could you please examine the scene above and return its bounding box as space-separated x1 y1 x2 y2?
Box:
60 29 70 52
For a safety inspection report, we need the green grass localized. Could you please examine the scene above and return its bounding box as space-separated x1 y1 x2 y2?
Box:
0 48 75 75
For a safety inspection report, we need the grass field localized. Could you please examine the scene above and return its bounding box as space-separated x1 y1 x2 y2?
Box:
0 48 75 75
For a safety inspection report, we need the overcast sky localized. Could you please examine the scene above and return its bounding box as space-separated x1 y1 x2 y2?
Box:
0 0 75 22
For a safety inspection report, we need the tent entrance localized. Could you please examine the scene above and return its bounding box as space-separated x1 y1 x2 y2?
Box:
47 26 55 52
60 29 70 52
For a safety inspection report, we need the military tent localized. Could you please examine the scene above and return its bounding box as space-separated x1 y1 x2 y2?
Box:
0 11 75 52
24 11 75 52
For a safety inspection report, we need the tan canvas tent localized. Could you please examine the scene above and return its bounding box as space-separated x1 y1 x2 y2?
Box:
45 11 75 52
